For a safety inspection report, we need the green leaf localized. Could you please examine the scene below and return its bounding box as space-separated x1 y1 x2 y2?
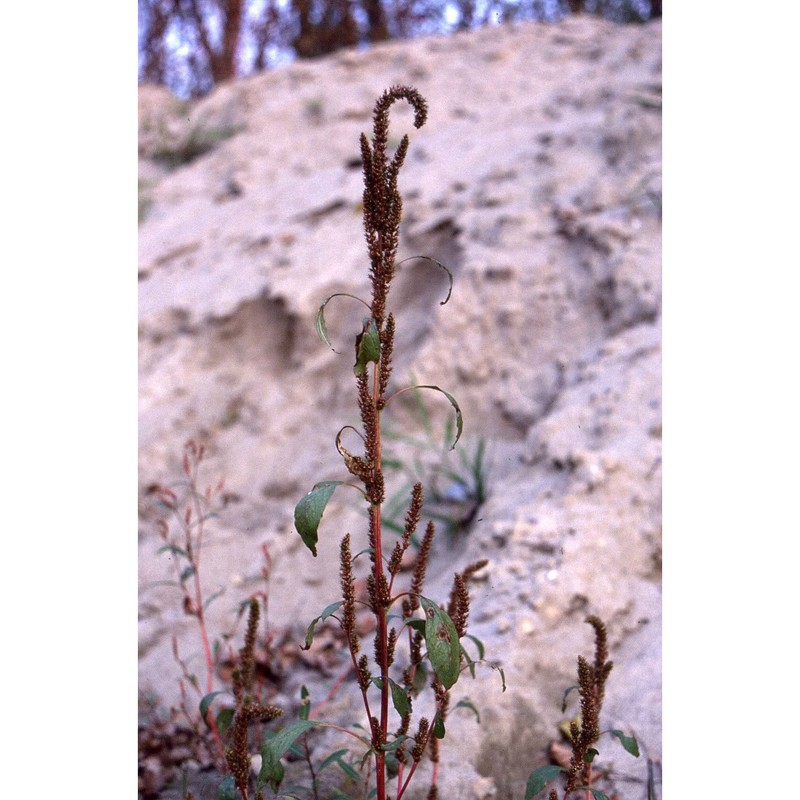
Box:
525 765 566 799
561 684 580 713
258 719 320 793
584 747 599 763
216 775 237 800
354 317 381 376
157 543 188 558
396 255 454 305
380 735 409 752
199 691 227 727
315 292 370 352
216 707 235 737
359 746 375 770
353 546 375 560
460 643 476 678
419 596 461 690
179 565 195 583
388 678 410 717
319 748 350 773
294 481 343 556
410 386 463 449
582 789 610 800
432 709 446 739
299 685 311 720
609 729 640 757
203 588 225 610
464 634 485 661
335 757 362 783
315 301 334 351
453 699 481 724
404 618 426 634
302 601 344 650
258 745 284 792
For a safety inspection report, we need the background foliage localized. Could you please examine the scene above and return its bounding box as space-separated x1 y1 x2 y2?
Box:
139 0 661 97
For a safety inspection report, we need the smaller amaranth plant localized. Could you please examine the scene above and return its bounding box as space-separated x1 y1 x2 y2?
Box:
149 441 284 798
154 440 230 766
525 616 640 800
220 598 283 800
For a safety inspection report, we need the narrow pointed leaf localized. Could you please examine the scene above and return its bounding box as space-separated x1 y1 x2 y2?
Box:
453 699 481 724
319 749 350 773
299 685 311 720
396 255 454 305
525 765 566 799
354 317 381 376
302 601 344 650
315 292 370 352
199 691 227 726
464 633 485 661
561 684 580 712
432 709 446 739
203 589 225 610
294 481 343 556
157 543 188 558
381 735 409 752
609 729 640 757
419 596 461 689
336 758 362 782
411 386 463 449
179 565 195 583
460 643 476 678
315 301 334 351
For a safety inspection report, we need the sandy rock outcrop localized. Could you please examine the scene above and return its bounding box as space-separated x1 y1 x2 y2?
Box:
139 15 661 799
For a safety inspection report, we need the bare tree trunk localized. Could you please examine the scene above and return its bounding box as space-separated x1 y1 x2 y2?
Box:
292 0 359 59
217 0 243 81
361 0 389 42
182 0 243 85
253 0 282 71
140 0 171 84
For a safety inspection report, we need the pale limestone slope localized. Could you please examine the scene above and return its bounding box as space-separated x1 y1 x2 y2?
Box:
139 16 661 799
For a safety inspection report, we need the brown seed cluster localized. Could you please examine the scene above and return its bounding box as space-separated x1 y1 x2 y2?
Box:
564 616 615 794
447 559 488 638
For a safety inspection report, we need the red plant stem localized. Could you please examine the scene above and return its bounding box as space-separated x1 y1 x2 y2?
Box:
396 759 421 800
371 359 391 800
395 725 433 800
187 480 226 764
